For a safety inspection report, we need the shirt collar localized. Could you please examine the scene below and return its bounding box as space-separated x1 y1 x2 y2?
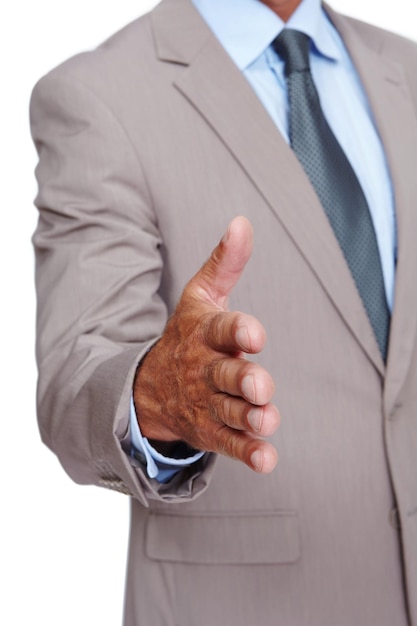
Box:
192 0 341 70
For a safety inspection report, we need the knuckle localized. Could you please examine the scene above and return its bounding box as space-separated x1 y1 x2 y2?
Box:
210 393 227 421
206 357 220 389
205 311 225 342
208 393 225 423
213 424 237 458
210 393 251 433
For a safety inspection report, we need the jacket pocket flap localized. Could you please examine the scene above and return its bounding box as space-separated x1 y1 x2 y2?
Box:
145 510 300 565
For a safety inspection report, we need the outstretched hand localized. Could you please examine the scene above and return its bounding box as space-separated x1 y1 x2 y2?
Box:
133 216 280 473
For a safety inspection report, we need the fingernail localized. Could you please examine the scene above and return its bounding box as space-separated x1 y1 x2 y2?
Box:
248 408 262 432
221 223 231 244
250 450 263 472
241 374 255 402
236 324 250 350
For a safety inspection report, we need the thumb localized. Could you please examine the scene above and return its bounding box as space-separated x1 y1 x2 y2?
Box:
190 216 253 307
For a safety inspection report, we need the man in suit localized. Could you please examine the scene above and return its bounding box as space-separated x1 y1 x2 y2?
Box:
30 0 417 624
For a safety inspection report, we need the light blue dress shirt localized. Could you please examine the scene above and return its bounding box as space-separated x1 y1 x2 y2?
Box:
130 0 397 482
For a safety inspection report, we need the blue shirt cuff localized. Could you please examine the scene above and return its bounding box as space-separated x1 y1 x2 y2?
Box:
129 397 205 483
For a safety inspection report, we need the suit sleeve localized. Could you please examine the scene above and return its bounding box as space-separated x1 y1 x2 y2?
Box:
30 71 216 506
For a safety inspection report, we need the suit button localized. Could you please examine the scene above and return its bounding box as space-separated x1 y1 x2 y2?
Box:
389 507 401 530
99 477 133 496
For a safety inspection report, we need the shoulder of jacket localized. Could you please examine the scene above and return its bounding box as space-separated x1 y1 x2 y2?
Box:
35 12 155 90
341 13 417 59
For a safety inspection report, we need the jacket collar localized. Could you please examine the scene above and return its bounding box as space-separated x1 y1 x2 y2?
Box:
151 0 417 411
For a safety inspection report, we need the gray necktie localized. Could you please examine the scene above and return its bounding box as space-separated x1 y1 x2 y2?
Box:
273 29 390 360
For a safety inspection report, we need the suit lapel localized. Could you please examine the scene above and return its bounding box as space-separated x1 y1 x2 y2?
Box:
328 7 417 412
152 0 417 376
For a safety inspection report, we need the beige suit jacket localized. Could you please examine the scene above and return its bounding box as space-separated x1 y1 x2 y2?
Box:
30 1 417 624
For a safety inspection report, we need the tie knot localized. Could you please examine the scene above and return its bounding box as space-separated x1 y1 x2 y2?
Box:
273 29 311 77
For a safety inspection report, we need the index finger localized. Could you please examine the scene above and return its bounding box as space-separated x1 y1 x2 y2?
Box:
204 311 267 354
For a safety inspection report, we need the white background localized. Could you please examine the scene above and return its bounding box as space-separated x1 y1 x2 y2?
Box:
1 1 416 624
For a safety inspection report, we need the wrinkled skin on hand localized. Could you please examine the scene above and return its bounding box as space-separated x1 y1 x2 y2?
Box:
133 217 280 474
